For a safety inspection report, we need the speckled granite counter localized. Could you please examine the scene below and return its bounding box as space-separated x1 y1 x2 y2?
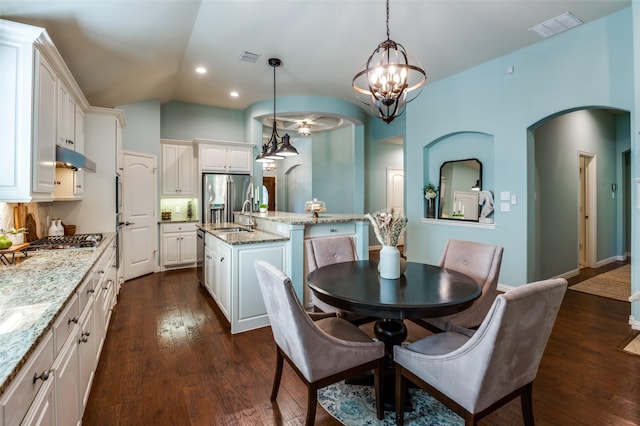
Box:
235 211 368 225
198 222 288 245
0 233 116 397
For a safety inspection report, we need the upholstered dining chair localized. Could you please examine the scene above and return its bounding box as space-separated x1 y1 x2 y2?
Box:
254 260 385 425
305 236 373 325
394 277 568 426
413 239 503 333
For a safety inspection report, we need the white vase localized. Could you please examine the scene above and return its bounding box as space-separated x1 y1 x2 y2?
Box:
379 245 401 279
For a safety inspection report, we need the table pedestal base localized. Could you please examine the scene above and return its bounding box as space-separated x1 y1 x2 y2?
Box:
375 318 413 412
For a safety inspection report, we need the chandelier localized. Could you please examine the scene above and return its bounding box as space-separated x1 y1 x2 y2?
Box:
352 0 426 124
297 121 311 136
256 58 298 162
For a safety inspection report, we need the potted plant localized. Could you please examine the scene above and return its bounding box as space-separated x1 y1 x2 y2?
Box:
423 184 437 218
259 203 268 213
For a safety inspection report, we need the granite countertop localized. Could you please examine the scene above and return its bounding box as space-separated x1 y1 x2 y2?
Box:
0 233 116 397
198 222 288 245
234 211 368 225
158 219 199 224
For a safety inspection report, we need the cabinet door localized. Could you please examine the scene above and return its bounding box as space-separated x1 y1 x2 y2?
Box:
32 50 56 194
218 243 232 318
204 244 215 298
161 144 180 195
73 109 85 196
178 145 194 195
226 146 253 173
21 375 56 426
162 233 181 266
56 82 75 149
78 298 96 409
180 231 197 263
200 145 227 172
52 330 81 426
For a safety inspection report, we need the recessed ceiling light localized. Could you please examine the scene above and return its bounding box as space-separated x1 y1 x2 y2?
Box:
195 66 207 74
230 91 239 98
529 12 583 39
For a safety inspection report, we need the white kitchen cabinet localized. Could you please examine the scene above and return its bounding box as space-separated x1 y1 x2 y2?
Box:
57 81 76 149
161 142 194 196
202 233 286 333
0 332 54 426
161 223 197 269
21 371 56 426
0 20 89 202
52 326 81 426
78 292 96 410
196 140 254 173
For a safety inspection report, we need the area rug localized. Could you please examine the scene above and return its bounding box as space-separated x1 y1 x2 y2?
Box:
620 332 640 357
318 381 462 425
569 264 630 302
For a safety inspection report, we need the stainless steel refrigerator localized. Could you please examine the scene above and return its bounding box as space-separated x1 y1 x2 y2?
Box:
201 173 252 224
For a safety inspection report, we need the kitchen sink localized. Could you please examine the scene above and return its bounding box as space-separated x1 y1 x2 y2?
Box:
213 227 251 234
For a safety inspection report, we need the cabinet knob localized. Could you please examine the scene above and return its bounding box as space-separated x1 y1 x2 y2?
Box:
87 288 95 294
55 181 61 185
33 370 50 384
68 316 79 324
79 331 91 343
330 228 337 233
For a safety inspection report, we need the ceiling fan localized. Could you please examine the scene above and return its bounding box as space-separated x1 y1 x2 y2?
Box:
262 114 347 133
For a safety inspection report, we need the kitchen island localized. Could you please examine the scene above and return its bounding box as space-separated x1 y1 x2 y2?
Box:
0 233 117 425
233 211 370 308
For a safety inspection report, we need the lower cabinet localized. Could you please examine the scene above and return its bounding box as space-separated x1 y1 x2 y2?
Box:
203 234 287 334
0 243 117 426
161 223 197 270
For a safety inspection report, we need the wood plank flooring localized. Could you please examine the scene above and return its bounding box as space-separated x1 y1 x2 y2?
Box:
84 263 640 425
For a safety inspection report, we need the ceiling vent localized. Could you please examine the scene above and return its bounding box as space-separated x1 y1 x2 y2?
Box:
529 12 583 39
240 51 260 63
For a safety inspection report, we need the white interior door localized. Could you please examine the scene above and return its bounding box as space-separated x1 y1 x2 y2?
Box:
123 152 157 280
386 168 404 244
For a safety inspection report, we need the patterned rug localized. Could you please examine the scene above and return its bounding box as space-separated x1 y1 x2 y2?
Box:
569 264 630 302
620 333 640 357
318 381 462 425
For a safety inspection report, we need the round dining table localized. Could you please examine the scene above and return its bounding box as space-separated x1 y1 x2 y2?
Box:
306 259 481 411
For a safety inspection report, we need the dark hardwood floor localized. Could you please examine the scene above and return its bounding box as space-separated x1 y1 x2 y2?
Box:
84 262 640 425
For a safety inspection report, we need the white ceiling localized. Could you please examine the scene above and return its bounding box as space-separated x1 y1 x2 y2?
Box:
0 0 630 112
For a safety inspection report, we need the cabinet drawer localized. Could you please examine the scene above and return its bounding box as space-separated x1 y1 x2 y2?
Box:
304 223 356 238
162 223 197 234
0 331 54 426
77 276 95 315
53 294 79 356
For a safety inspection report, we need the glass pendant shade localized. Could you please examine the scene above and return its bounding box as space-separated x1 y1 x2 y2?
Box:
297 121 311 136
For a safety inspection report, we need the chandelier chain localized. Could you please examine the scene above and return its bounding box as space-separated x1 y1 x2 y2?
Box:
386 0 390 40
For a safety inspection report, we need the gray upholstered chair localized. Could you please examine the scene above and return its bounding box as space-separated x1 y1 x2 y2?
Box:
254 260 385 425
305 236 373 324
413 239 503 333
394 278 568 426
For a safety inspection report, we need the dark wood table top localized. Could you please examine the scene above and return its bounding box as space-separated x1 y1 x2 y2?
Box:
306 260 481 320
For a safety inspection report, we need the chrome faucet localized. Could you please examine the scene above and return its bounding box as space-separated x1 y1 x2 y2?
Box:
241 199 256 231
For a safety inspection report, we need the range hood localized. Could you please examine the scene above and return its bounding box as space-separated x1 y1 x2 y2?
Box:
55 145 97 173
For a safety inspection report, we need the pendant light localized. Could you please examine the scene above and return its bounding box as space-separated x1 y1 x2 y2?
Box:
259 58 298 161
352 0 426 124
297 121 311 136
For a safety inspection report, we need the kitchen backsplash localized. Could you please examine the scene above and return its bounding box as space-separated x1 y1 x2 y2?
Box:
0 202 53 239
160 197 199 222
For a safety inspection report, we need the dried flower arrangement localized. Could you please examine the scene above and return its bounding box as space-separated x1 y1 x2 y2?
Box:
365 209 408 247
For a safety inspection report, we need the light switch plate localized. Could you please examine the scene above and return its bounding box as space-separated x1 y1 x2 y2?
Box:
500 191 510 201
511 195 517 205
500 202 511 212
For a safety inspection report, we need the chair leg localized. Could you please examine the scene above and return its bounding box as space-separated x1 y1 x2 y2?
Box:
306 383 318 426
521 382 535 426
270 348 284 401
374 358 384 420
395 366 407 426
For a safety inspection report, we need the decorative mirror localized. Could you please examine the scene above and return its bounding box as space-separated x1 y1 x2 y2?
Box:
438 159 482 221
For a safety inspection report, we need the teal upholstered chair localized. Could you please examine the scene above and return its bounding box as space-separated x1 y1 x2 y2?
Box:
414 239 503 333
395 278 567 426
255 260 385 425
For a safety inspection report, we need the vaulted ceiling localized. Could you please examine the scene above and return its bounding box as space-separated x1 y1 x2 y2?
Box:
0 1 630 113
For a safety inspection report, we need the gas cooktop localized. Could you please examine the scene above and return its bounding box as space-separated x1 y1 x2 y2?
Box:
27 234 104 251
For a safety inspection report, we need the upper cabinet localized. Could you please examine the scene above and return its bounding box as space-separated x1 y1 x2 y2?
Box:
195 139 254 174
161 141 194 196
0 19 90 202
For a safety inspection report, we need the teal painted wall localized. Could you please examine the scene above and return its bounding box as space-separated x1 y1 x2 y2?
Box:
312 126 355 213
160 101 245 141
403 8 634 286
